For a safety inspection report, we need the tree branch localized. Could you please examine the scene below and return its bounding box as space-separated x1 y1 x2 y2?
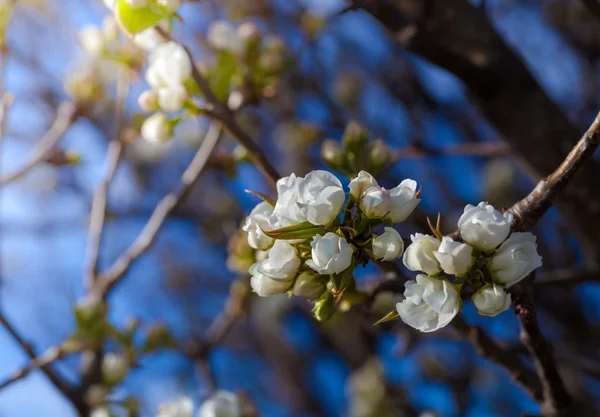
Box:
511 277 571 416
91 122 223 300
0 102 79 185
452 315 543 402
155 28 281 187
391 141 509 161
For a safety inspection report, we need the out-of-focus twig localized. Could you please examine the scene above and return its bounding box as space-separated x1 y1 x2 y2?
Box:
92 123 223 300
581 0 600 22
452 315 543 402
0 102 79 185
535 268 599 286
84 73 129 289
511 277 571 416
155 28 280 187
391 141 509 161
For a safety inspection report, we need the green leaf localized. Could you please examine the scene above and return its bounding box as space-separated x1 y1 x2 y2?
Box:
262 222 326 240
207 51 237 102
116 0 171 35
244 189 275 206
373 310 400 326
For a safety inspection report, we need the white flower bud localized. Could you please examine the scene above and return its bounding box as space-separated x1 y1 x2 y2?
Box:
90 407 111 417
372 227 404 261
488 232 543 287
369 139 390 168
255 240 300 280
457 202 512 252
133 27 166 51
472 284 511 317
386 179 420 223
101 353 128 385
250 264 292 297
293 272 326 301
360 187 390 219
146 41 192 89
402 234 441 276
236 21 261 43
138 90 159 112
79 25 105 55
157 397 193 417
141 113 172 144
348 170 378 200
306 232 354 275
297 170 345 225
158 84 188 112
241 201 274 250
321 139 344 167
199 390 241 417
157 0 181 12
396 274 460 332
433 237 474 276
207 20 242 53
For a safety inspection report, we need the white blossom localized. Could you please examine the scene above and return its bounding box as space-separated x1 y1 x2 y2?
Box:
488 232 543 287
101 353 128 385
158 85 188 112
396 274 460 332
146 41 192 89
348 170 378 200
457 202 512 252
138 90 159 112
372 227 404 261
297 170 345 225
198 390 240 417
402 234 441 276
360 187 390 219
133 27 166 51
80 25 105 55
433 237 474 276
293 272 325 301
270 174 307 229
472 284 511 317
255 240 300 280
90 408 111 417
250 264 292 297
241 202 274 250
386 179 420 223
306 232 354 275
157 397 193 417
141 113 172 144
207 20 242 53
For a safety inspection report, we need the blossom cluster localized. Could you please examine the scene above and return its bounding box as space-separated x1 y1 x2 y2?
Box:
242 169 420 320
396 202 543 332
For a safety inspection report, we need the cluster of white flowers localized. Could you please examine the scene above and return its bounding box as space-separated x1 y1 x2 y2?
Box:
242 169 419 319
156 391 240 417
396 202 543 332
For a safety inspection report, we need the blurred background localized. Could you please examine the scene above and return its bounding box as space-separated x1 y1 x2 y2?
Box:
1 0 600 416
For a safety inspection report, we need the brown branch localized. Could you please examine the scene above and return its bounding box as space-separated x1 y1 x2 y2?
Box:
535 268 599 286
391 141 509 161
0 314 87 413
84 74 129 289
91 122 223 300
0 102 79 185
581 0 600 23
511 277 572 416
155 28 280 187
508 113 600 233
452 315 543 402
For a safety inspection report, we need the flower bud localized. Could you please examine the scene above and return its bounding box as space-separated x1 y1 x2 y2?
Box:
293 272 326 301
372 227 404 261
321 139 345 167
472 284 511 317
199 391 240 417
369 139 390 169
258 52 285 73
457 202 512 252
342 121 368 149
306 232 354 275
348 170 378 200
237 21 261 44
141 113 172 144
433 237 474 276
360 187 390 219
138 90 159 112
101 353 129 386
313 293 336 322
207 20 242 53
79 25 105 56
158 85 188 112
488 232 543 287
402 233 442 276
263 35 286 54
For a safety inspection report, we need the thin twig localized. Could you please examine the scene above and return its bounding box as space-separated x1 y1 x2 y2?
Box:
155 28 280 187
581 0 600 23
0 313 86 412
92 122 223 299
391 141 509 161
84 73 129 289
452 315 543 402
508 112 600 232
0 102 79 185
535 268 599 286
511 277 571 416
